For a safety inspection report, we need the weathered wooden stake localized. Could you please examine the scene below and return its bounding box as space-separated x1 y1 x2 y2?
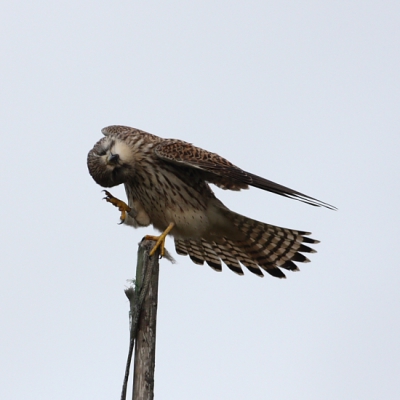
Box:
122 239 160 400
132 240 160 400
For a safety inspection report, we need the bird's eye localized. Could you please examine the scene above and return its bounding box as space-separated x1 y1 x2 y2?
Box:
98 148 107 156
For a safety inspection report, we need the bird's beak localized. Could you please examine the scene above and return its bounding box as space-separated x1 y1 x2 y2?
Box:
107 153 120 165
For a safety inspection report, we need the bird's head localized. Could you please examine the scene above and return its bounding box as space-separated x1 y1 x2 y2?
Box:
87 136 135 187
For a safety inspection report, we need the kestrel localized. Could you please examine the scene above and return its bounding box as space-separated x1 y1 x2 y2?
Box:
87 126 335 278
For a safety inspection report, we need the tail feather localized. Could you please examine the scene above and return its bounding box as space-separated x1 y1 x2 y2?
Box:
174 210 319 278
175 240 189 256
175 239 223 272
212 243 244 275
280 260 300 271
186 239 206 265
201 239 223 271
223 240 264 277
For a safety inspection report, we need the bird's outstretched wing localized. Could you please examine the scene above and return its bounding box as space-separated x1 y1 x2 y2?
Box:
155 140 336 210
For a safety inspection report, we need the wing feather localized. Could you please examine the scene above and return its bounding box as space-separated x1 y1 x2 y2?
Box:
155 140 336 209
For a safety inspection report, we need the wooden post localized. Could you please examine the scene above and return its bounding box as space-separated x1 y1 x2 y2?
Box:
132 240 160 400
122 239 160 400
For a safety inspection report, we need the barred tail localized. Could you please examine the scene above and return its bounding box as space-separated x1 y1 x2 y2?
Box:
174 211 319 278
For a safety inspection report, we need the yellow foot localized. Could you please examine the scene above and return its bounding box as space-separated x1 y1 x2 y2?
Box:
103 190 132 224
146 222 175 258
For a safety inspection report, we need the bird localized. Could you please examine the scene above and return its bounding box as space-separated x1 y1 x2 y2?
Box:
87 125 335 278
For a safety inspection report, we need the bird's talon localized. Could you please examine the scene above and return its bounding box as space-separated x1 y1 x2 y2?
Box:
102 190 131 223
145 222 175 258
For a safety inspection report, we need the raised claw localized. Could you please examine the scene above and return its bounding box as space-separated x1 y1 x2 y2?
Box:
102 190 132 224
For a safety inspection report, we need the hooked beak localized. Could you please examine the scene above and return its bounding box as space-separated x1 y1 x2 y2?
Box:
107 153 120 165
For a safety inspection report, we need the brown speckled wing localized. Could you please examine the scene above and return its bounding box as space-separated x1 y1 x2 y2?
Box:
155 140 336 209
155 140 250 191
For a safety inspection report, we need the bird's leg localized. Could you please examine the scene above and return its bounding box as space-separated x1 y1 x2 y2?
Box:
103 190 132 224
145 222 175 258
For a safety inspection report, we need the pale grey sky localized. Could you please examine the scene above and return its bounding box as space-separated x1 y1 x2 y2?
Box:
1 1 399 399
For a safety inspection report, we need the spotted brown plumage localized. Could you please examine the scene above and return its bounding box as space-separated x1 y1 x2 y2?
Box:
87 125 335 278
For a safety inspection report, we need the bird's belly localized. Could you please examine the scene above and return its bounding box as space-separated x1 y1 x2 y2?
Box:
150 201 233 242
154 207 209 239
